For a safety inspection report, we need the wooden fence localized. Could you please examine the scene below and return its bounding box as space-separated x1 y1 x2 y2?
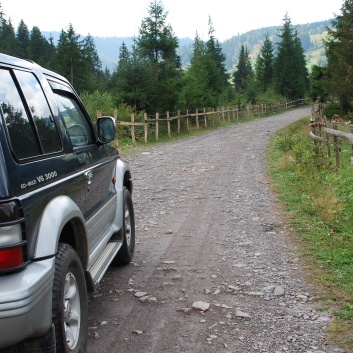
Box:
96 98 310 146
309 104 353 168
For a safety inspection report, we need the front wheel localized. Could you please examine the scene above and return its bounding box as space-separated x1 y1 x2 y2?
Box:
52 244 88 353
113 187 135 265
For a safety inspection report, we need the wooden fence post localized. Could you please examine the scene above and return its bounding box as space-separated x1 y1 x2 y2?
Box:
212 108 215 126
113 108 118 150
350 125 353 164
333 122 340 167
186 109 189 131
196 108 199 129
167 111 171 138
131 113 136 147
155 112 159 141
227 106 230 123
204 108 207 128
325 127 331 157
144 113 148 143
222 107 225 123
177 110 181 134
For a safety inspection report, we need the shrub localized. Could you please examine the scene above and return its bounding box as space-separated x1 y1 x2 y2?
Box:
323 103 343 120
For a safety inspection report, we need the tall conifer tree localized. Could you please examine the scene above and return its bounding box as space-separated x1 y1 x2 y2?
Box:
233 44 252 91
255 36 274 92
273 14 309 100
136 0 181 112
324 0 353 111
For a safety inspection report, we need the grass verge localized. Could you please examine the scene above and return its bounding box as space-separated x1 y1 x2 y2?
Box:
267 117 353 352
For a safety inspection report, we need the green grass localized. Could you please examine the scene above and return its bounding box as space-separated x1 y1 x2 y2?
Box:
267 117 353 352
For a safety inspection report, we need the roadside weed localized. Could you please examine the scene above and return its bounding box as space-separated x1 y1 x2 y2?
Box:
267 117 353 352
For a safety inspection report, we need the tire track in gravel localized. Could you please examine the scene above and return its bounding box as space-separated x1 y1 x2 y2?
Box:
87 107 345 353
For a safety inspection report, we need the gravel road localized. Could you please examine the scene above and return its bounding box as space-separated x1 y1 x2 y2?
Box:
87 107 345 353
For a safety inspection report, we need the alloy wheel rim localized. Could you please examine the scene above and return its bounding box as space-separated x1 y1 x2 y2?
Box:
63 272 81 349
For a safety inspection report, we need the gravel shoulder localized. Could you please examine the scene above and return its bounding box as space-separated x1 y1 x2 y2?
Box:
87 107 345 353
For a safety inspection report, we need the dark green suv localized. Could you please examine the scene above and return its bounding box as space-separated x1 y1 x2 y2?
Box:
0 53 135 353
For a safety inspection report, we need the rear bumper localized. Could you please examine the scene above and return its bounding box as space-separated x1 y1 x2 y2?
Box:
0 258 55 349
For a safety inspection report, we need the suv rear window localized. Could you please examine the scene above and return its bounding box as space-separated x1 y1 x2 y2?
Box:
0 68 62 160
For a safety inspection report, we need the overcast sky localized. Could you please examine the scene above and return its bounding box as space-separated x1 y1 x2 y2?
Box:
0 0 343 41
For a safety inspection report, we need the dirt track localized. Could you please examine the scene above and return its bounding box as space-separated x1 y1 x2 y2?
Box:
87 107 345 353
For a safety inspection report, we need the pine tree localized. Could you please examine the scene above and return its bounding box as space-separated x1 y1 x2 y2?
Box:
15 20 30 58
179 33 213 108
81 34 103 92
309 65 328 102
324 0 353 111
29 26 56 68
233 44 252 91
55 24 83 91
109 40 153 111
273 14 309 100
255 36 274 92
179 20 230 110
136 0 181 112
292 30 309 98
0 16 16 55
206 17 229 94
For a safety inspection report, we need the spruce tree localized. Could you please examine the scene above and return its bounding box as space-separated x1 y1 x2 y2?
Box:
15 20 30 58
179 33 213 108
29 26 56 68
81 34 103 92
55 24 83 91
136 0 181 112
206 17 229 95
109 40 153 111
0 17 16 55
273 14 309 100
233 44 252 92
255 36 274 92
309 65 328 102
324 0 353 111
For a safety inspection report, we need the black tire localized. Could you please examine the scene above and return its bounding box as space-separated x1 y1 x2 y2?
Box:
113 187 135 265
52 244 88 353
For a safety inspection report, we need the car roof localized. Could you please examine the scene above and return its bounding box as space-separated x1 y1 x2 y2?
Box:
0 52 69 83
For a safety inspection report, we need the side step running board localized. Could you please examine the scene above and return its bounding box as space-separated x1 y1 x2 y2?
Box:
87 240 123 289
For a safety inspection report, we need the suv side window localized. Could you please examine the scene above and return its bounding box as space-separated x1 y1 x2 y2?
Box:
49 80 95 147
0 69 40 159
0 68 62 160
14 70 62 155
53 90 94 147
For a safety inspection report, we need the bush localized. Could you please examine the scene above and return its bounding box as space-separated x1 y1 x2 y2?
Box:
323 103 343 120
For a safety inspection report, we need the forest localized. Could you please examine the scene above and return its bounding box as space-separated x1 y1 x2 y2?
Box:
0 0 351 117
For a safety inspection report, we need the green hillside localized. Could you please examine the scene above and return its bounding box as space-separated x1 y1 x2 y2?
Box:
178 20 331 72
222 20 331 71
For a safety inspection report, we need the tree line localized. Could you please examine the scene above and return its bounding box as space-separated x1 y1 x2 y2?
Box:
311 0 353 115
0 0 342 117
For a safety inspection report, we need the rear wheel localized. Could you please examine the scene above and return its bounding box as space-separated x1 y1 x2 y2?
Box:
52 244 88 353
113 187 135 265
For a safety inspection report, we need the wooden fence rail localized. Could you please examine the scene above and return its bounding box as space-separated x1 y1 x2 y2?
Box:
309 104 353 167
96 98 310 146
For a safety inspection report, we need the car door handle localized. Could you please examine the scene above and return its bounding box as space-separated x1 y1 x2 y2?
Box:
84 170 93 191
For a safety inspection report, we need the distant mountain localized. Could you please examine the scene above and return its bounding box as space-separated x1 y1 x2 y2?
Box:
220 20 331 71
43 20 331 74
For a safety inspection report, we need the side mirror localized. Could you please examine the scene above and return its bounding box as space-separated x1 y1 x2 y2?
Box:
97 116 116 143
